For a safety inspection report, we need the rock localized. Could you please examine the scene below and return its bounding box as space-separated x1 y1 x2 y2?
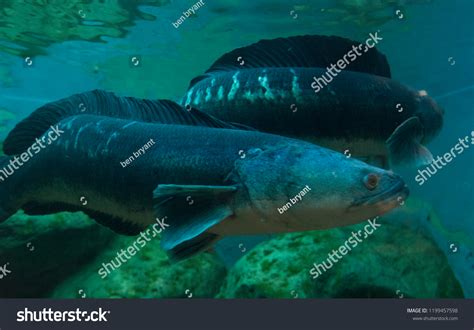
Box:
50 235 227 298
214 234 275 268
218 218 464 298
0 211 115 297
0 209 226 298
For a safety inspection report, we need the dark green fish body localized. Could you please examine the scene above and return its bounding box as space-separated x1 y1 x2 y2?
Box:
183 67 423 141
183 35 444 167
4 116 276 225
1 112 408 259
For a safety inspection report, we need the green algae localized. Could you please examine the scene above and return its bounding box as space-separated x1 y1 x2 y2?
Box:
51 234 227 298
0 210 227 298
0 211 115 297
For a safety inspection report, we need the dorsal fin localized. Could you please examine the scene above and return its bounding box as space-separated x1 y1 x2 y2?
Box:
189 34 391 88
4 89 251 155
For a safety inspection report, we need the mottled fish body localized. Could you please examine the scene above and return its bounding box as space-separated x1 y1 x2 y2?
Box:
182 35 444 167
1 109 408 259
183 67 420 140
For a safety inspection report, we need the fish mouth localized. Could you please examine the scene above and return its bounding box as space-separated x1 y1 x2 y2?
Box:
350 179 409 209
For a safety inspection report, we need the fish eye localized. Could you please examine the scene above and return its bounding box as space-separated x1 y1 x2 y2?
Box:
363 173 379 190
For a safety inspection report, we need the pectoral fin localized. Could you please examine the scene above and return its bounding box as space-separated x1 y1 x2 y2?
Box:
153 184 237 259
386 116 434 167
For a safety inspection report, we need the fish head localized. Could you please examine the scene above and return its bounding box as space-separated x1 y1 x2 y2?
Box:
233 144 409 231
414 92 444 143
296 148 409 229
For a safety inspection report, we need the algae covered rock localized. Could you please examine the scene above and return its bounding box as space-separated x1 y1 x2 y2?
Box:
51 235 227 298
218 217 464 299
0 210 226 298
0 211 115 297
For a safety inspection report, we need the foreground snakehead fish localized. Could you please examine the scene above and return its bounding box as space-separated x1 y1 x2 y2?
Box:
0 94 408 259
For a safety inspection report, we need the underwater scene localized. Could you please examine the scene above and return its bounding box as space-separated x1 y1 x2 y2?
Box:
0 0 472 300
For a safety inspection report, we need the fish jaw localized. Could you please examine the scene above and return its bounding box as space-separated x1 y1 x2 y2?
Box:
347 175 409 220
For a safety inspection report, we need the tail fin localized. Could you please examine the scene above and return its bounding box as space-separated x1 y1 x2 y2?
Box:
0 155 17 223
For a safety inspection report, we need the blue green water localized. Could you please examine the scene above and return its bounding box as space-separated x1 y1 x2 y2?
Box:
0 0 472 298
